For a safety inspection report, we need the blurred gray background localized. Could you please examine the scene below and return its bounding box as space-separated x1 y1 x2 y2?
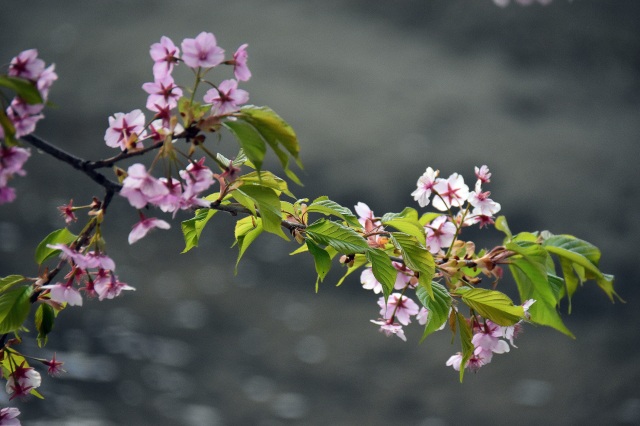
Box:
1 1 639 425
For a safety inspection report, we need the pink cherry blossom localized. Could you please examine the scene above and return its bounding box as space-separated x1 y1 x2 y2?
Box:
361 268 383 294
120 163 170 209
9 49 45 80
203 79 249 116
150 36 180 78
378 293 420 326
41 282 83 306
468 190 501 217
181 32 225 69
354 201 376 226
128 216 171 244
411 167 439 208
6 362 41 400
417 307 429 325
94 274 135 301
142 75 183 112
446 352 464 371
0 146 30 176
6 99 44 138
57 199 77 224
0 407 21 426
370 319 407 342
472 321 510 356
474 165 491 184
36 64 57 100
432 173 469 211
425 215 457 254
150 177 183 214
232 44 251 81
42 353 65 377
104 109 146 151
179 157 215 199
0 186 16 205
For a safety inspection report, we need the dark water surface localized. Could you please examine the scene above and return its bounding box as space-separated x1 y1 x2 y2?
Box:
1 1 639 424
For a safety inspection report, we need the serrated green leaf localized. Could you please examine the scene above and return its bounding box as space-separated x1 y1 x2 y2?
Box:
237 185 288 240
390 232 435 299
0 75 43 104
507 241 574 338
35 303 55 348
0 275 26 292
223 120 267 172
307 196 361 228
240 171 294 198
181 208 218 253
382 207 425 240
305 219 369 254
456 287 525 326
240 105 300 163
0 286 33 334
307 240 332 291
365 248 397 299
35 228 78 265
416 282 452 341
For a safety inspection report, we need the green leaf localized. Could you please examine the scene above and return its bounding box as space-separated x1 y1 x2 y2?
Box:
381 207 425 240
240 171 294 198
181 208 218 253
335 254 368 287
0 75 43 104
457 311 474 383
365 248 397 299
0 275 26 292
223 119 267 172
234 216 264 271
237 185 288 240
542 234 620 302
494 215 512 242
456 287 525 326
305 219 369 254
0 286 33 334
390 232 435 299
35 303 56 348
241 105 301 163
307 196 361 228
416 282 452 341
307 240 332 291
418 212 442 227
35 228 78 265
507 241 575 338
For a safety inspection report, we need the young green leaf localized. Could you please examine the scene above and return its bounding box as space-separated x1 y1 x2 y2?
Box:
0 286 33 334
307 240 332 291
181 208 218 253
416 282 452 341
237 185 288 240
0 275 26 293
305 219 369 254
456 287 525 326
240 170 294 198
390 232 435 299
457 311 474 383
35 228 78 265
240 105 301 164
35 303 56 348
307 196 361 228
223 119 267 172
0 75 43 104
234 216 264 271
365 248 397 299
381 207 425 240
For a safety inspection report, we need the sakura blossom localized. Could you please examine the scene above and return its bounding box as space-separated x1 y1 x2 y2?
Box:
8 49 45 80
425 215 457 254
232 43 251 81
370 319 407 342
378 293 420 326
179 157 215 199
5 362 41 400
468 190 501 217
0 407 21 426
181 32 225 69
93 274 135 301
41 282 83 306
104 109 146 151
150 36 180 78
411 167 439 208
119 163 170 209
142 75 183 111
6 99 45 138
128 216 171 244
361 268 383 294
36 64 58 100
431 172 469 211
42 353 65 377
203 79 249 116
474 165 491 184
57 199 77 224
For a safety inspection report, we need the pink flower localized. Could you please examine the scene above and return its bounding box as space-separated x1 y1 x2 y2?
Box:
179 157 215 199
6 362 41 400
9 49 45 80
0 186 16 205
0 146 30 176
36 64 57 101
6 99 44 137
94 274 135 301
425 215 457 254
142 75 183 112
474 165 491 184
150 36 180 78
411 167 439 208
472 322 510 356
446 353 464 371
181 32 225 69
203 79 249 116
42 353 65 377
104 109 146 151
468 191 501 217
378 293 420 326
432 173 469 211
370 319 407 342
151 177 184 214
120 163 170 209
57 199 77 224
41 282 83 306
361 268 383 294
417 307 429 325
128 217 171 244
232 44 251 81
0 407 21 426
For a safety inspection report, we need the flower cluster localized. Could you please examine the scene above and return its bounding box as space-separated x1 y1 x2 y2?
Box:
40 243 133 305
0 146 30 205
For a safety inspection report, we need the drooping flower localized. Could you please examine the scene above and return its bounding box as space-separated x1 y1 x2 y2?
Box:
5 362 41 400
42 353 65 377
8 49 45 80
181 32 225 69
104 109 146 151
232 44 251 81
0 407 21 426
411 167 439 208
94 273 135 301
57 199 77 224
36 64 58 101
445 352 464 371
425 215 457 254
203 79 249 116
150 36 180 78
120 163 170 209
41 282 83 306
416 307 429 325
128 216 171 244
360 268 383 294
431 173 469 211
474 165 491 184
378 293 420 326
6 99 45 138
370 319 407 342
